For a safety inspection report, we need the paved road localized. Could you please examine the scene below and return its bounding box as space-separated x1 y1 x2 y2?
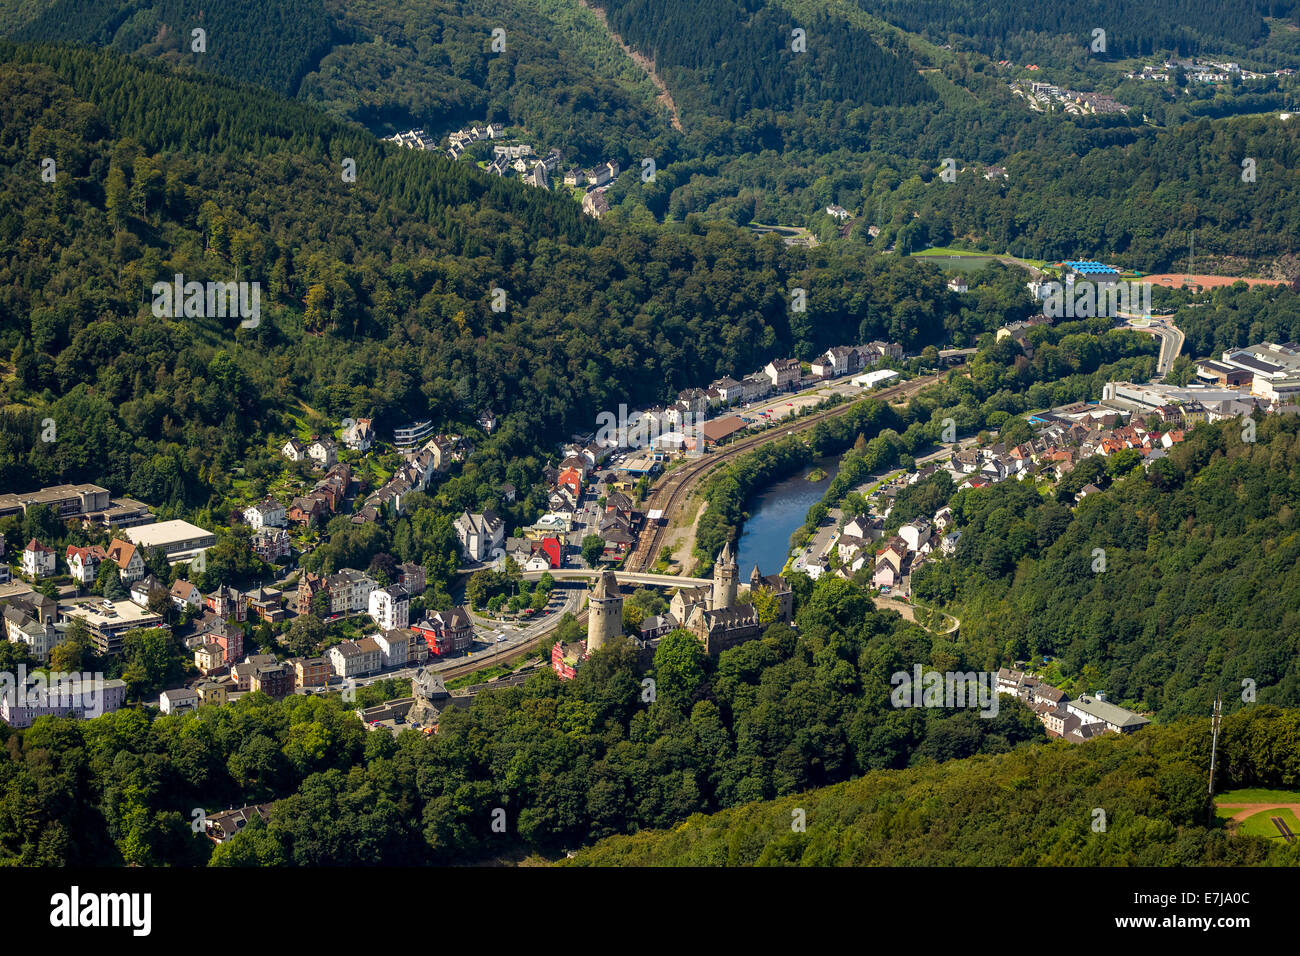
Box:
1118 313 1183 380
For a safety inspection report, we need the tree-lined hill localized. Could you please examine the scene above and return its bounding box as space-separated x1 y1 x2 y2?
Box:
564 705 1300 865
860 0 1298 66
0 40 975 506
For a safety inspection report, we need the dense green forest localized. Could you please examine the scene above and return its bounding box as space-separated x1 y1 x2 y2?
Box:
873 114 1300 268
6 0 335 96
0 40 982 508
0 576 1050 865
861 0 1299 66
0 0 676 162
4 2 1299 269
913 414 1300 721
565 705 1300 865
595 0 934 119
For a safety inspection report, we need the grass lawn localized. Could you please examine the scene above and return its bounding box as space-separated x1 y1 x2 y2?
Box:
1219 807 1300 840
913 247 989 257
1215 787 1300 804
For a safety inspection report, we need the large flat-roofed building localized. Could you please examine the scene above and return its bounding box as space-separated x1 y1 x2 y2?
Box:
1220 343 1300 379
60 599 166 656
1253 375 1300 404
0 483 154 528
83 498 154 528
852 369 900 389
1195 360 1254 387
0 483 110 520
1 674 128 727
122 520 216 562
698 415 748 446
393 420 436 450
1101 381 1243 413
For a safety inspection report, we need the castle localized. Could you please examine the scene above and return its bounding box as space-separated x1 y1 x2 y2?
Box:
586 569 624 652
583 542 794 661
669 541 794 655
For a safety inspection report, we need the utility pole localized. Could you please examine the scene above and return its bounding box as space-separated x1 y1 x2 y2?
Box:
1208 694 1223 802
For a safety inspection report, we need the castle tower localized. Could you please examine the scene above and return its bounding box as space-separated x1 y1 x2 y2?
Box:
749 565 763 591
587 570 623 652
712 541 738 610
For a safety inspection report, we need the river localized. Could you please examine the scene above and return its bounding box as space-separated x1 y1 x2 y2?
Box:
735 456 841 575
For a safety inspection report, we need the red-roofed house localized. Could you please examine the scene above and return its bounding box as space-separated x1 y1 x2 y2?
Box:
65 544 108 585
557 466 583 500
23 539 55 579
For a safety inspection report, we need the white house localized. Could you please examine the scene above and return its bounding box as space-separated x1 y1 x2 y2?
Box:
454 510 505 562
129 574 166 608
106 539 146 584
328 639 382 678
65 545 105 585
371 630 409 668
368 584 410 631
160 688 199 715
307 437 337 468
323 569 377 614
243 497 287 530
22 539 55 579
282 438 307 461
170 579 203 611
899 522 931 553
342 418 374 451
764 358 802 391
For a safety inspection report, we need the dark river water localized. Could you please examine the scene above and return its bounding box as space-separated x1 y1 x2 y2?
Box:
735 456 841 576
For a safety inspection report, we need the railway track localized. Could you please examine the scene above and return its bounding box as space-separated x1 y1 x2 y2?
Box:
625 365 961 572
438 607 589 682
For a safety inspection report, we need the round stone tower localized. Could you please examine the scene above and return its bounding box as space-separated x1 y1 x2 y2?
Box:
587 570 623 652
712 540 738 610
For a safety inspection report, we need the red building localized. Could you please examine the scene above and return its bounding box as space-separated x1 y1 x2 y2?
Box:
551 640 586 680
197 619 244 665
206 585 246 622
541 536 563 569
413 607 475 656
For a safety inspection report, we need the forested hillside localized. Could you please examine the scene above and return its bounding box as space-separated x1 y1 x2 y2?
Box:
0 41 977 507
565 705 1300 865
595 0 934 119
914 413 1300 721
4 1 1298 270
0 0 677 161
861 0 1298 66
6 0 334 96
875 114 1300 269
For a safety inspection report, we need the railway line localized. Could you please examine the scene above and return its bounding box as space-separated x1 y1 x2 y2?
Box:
625 363 965 572
437 607 589 682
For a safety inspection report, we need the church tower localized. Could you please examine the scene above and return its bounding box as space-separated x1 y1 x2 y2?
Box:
587 570 623 652
712 540 738 610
